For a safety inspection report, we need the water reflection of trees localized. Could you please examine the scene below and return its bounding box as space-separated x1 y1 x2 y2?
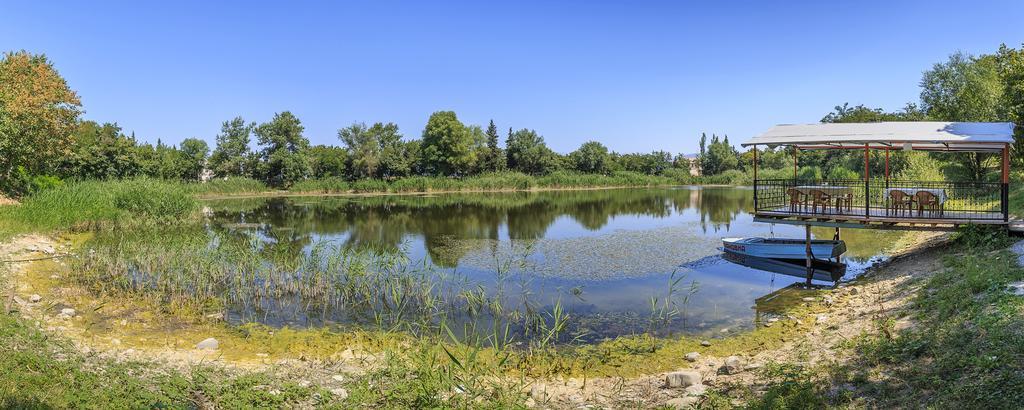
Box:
206 187 754 266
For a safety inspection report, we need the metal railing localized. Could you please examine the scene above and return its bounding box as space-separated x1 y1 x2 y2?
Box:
754 178 1007 221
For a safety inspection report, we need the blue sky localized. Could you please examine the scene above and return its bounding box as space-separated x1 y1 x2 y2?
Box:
3 1 1023 154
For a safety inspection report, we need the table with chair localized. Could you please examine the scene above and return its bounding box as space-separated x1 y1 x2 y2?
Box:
786 185 854 215
885 188 946 217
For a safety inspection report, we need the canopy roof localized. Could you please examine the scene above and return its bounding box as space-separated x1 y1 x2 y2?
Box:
743 122 1014 152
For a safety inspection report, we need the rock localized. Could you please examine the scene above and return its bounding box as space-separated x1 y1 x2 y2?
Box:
823 295 834 306
744 363 763 371
767 317 779 323
684 383 707 396
665 370 702 388
723 356 743 374
816 314 830 324
666 396 700 409
206 312 224 320
700 340 711 347
58 308 76 319
849 287 860 295
331 374 345 382
684 352 700 362
28 294 42 303
763 322 772 328
1007 281 1024 296
801 297 815 302
195 337 219 350
297 380 311 388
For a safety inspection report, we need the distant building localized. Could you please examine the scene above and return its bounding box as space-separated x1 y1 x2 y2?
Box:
683 154 700 176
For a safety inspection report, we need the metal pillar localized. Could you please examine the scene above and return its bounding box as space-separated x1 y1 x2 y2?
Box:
805 224 813 287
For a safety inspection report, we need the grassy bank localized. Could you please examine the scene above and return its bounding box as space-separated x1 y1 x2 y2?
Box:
737 226 1024 408
0 179 199 239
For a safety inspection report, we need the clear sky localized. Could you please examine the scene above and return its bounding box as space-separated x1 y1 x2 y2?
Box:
3 1 1023 154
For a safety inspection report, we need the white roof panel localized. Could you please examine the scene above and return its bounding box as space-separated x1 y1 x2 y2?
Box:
742 122 1014 152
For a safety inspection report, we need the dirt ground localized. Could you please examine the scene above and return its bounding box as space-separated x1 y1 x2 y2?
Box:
1 231 949 408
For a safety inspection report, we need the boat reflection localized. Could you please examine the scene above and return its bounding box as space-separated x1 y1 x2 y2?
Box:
722 250 845 282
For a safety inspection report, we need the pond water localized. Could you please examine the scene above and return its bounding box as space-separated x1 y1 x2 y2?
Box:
179 187 905 342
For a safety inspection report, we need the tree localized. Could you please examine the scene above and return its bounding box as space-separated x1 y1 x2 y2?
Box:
209 117 254 178
61 121 141 179
821 102 928 123
0 51 82 187
505 128 559 175
179 138 209 181
996 44 1024 166
480 119 506 172
569 141 611 174
420 111 476 176
338 122 407 179
700 134 739 175
921 52 1004 180
254 111 310 187
309 145 348 178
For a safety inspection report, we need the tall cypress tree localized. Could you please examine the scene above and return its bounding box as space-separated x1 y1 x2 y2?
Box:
484 119 505 171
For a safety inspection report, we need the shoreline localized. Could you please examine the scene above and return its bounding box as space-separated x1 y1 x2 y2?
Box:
0 227 946 407
196 183 745 200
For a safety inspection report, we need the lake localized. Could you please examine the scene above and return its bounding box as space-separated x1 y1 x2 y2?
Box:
152 186 905 343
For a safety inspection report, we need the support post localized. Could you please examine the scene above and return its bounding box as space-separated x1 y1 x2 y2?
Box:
753 146 758 212
1003 144 1010 222
885 148 890 215
805 224 813 287
793 147 798 179
864 144 870 219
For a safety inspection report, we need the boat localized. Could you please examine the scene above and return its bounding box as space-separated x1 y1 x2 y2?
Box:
721 237 846 259
722 251 846 282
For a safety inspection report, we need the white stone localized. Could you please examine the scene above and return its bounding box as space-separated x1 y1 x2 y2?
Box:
28 294 42 303
723 356 743 374
685 383 707 396
665 370 702 388
816 314 830 324
767 317 779 323
700 340 711 347
666 396 700 409
684 352 700 362
1007 281 1024 296
196 337 219 350
59 308 76 318
332 374 345 382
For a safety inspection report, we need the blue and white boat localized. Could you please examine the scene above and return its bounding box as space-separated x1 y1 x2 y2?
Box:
722 237 846 259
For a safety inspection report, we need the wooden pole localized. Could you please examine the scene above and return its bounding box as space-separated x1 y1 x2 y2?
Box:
865 144 871 218
805 224 813 287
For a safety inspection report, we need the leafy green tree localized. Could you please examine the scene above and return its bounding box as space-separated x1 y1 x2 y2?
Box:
421 111 476 176
821 102 927 123
0 51 82 188
700 135 739 175
309 145 348 178
921 53 1004 180
569 141 611 174
996 44 1024 166
338 122 408 179
505 128 559 175
61 121 141 179
254 111 311 187
209 117 254 178
179 138 209 181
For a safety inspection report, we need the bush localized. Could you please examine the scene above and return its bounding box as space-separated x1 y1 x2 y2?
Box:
826 166 859 180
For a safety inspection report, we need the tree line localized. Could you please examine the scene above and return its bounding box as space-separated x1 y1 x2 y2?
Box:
0 50 708 195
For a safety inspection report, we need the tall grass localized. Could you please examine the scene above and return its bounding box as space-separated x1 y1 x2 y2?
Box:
0 178 199 237
187 177 268 196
